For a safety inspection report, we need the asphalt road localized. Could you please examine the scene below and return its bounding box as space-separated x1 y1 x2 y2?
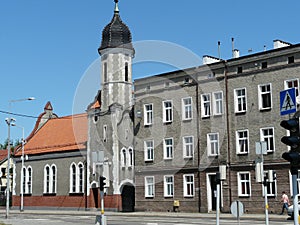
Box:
0 213 291 225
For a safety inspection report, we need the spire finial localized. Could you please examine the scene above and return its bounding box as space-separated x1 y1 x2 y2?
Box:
114 0 119 13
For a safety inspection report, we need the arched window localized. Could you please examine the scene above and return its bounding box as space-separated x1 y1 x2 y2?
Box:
103 62 107 82
21 166 32 194
128 148 134 167
44 164 57 194
121 149 126 168
125 62 129 82
69 162 84 194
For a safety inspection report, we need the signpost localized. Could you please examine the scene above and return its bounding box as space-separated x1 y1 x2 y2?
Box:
280 88 296 116
231 201 244 225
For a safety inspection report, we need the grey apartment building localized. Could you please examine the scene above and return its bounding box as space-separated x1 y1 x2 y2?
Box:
133 40 300 214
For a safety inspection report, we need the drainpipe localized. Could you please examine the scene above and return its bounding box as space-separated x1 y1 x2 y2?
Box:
223 61 232 206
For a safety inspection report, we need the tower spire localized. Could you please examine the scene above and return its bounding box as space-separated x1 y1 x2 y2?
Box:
114 0 119 13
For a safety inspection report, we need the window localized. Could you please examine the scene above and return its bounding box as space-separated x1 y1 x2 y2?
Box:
144 140 154 161
69 162 84 194
237 172 251 197
164 175 174 197
285 79 299 96
258 84 272 110
164 138 173 159
182 97 192 120
183 174 194 197
103 62 107 83
201 93 211 118
128 148 134 167
261 61 268 69
207 133 219 156
103 125 107 143
144 104 153 126
183 136 194 158
21 166 32 194
236 130 249 154
288 56 294 64
234 88 247 113
237 66 243 74
121 148 126 168
43 164 57 194
213 91 223 115
145 176 155 197
263 170 277 197
163 100 173 123
260 127 275 153
125 62 129 82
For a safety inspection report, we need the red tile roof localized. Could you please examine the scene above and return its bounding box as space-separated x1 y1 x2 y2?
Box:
0 150 7 162
15 113 87 156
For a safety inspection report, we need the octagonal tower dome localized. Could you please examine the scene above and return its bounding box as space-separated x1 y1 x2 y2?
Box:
98 0 134 54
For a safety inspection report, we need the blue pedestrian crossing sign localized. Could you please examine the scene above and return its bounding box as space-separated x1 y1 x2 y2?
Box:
280 88 296 116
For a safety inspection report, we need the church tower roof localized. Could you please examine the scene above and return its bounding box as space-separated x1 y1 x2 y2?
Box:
98 0 134 54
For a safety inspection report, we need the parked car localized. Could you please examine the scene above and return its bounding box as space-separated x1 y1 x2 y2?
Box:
288 202 300 217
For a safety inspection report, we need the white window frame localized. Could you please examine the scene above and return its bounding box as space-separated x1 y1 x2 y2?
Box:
182 97 193 120
201 93 211 118
69 162 84 194
163 138 173 160
263 170 277 197
183 174 194 197
164 175 174 197
236 129 249 154
285 78 299 96
234 88 247 113
144 140 154 161
145 176 155 197
21 166 32 194
260 127 275 153
213 91 223 115
43 164 57 194
144 103 153 126
207 133 219 156
258 83 272 110
163 100 173 123
237 171 251 197
183 136 194 158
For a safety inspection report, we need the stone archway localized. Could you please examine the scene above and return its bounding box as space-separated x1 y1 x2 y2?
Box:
121 184 135 212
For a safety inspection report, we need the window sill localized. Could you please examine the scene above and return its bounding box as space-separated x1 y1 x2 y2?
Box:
69 192 84 196
43 193 57 196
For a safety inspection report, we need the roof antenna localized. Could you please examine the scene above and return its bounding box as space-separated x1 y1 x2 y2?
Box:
114 0 119 13
231 37 234 58
218 41 221 60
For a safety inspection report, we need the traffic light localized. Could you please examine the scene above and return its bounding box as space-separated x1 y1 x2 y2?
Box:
282 151 300 166
280 117 300 149
99 176 106 191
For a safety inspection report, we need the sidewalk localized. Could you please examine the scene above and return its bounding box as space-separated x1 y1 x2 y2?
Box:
1 208 290 221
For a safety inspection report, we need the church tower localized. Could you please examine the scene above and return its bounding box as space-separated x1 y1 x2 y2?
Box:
98 0 135 110
87 0 135 212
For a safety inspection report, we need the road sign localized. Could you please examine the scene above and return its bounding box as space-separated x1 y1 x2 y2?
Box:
280 88 296 116
231 200 244 218
255 141 267 155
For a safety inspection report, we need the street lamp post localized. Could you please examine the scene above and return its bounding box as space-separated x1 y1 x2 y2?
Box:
5 117 15 219
12 124 25 211
5 97 35 219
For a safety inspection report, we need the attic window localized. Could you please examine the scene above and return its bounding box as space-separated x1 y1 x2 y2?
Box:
165 82 170 88
288 56 295 64
237 66 243 74
145 85 151 92
261 62 267 69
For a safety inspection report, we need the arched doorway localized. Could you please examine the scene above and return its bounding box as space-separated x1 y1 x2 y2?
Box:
121 184 135 212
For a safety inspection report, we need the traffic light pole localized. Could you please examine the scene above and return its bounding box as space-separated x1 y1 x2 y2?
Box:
100 191 106 225
291 167 299 225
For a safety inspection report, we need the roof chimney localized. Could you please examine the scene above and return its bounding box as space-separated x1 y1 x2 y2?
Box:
233 49 240 58
273 39 291 49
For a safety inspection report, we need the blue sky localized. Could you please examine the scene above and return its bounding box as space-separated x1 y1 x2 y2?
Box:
0 0 299 144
